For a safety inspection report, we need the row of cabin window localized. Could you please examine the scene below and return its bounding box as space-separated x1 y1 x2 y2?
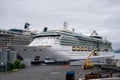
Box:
24 49 42 51
39 37 60 39
41 42 48 44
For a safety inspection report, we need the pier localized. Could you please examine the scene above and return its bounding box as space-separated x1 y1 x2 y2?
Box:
0 65 120 80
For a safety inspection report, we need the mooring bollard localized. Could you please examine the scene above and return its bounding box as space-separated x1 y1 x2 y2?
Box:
66 71 75 80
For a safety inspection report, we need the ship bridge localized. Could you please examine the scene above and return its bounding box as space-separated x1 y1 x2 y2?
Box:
28 30 62 47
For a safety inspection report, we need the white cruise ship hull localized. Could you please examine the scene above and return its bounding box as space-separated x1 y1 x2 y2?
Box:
9 45 114 62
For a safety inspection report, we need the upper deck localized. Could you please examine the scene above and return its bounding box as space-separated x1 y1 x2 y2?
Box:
34 30 111 44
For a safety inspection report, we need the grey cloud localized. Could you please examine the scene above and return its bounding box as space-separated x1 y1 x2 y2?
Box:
0 0 120 49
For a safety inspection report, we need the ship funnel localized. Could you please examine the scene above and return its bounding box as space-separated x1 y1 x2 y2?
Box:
63 21 68 30
72 28 75 32
24 23 30 30
43 27 48 32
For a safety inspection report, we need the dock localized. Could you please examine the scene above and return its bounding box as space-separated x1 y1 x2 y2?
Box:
0 65 120 80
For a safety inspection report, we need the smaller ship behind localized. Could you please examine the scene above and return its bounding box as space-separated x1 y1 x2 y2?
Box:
0 23 37 49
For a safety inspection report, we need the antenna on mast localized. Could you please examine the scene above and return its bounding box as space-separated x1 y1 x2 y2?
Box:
63 21 68 30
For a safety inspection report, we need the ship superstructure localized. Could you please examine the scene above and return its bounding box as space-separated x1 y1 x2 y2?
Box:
29 29 112 51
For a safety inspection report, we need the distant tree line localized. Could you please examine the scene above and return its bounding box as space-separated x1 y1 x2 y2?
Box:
114 49 120 53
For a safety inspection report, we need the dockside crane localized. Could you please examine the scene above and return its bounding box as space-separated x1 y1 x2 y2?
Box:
83 49 96 69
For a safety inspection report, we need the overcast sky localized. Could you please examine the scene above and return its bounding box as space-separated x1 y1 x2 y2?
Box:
0 0 120 50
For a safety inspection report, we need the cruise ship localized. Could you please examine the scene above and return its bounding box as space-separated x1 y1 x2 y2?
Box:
0 28 36 49
9 22 114 62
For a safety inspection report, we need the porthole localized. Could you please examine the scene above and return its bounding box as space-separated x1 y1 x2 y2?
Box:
40 49 42 51
24 49 27 51
33 49 36 51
